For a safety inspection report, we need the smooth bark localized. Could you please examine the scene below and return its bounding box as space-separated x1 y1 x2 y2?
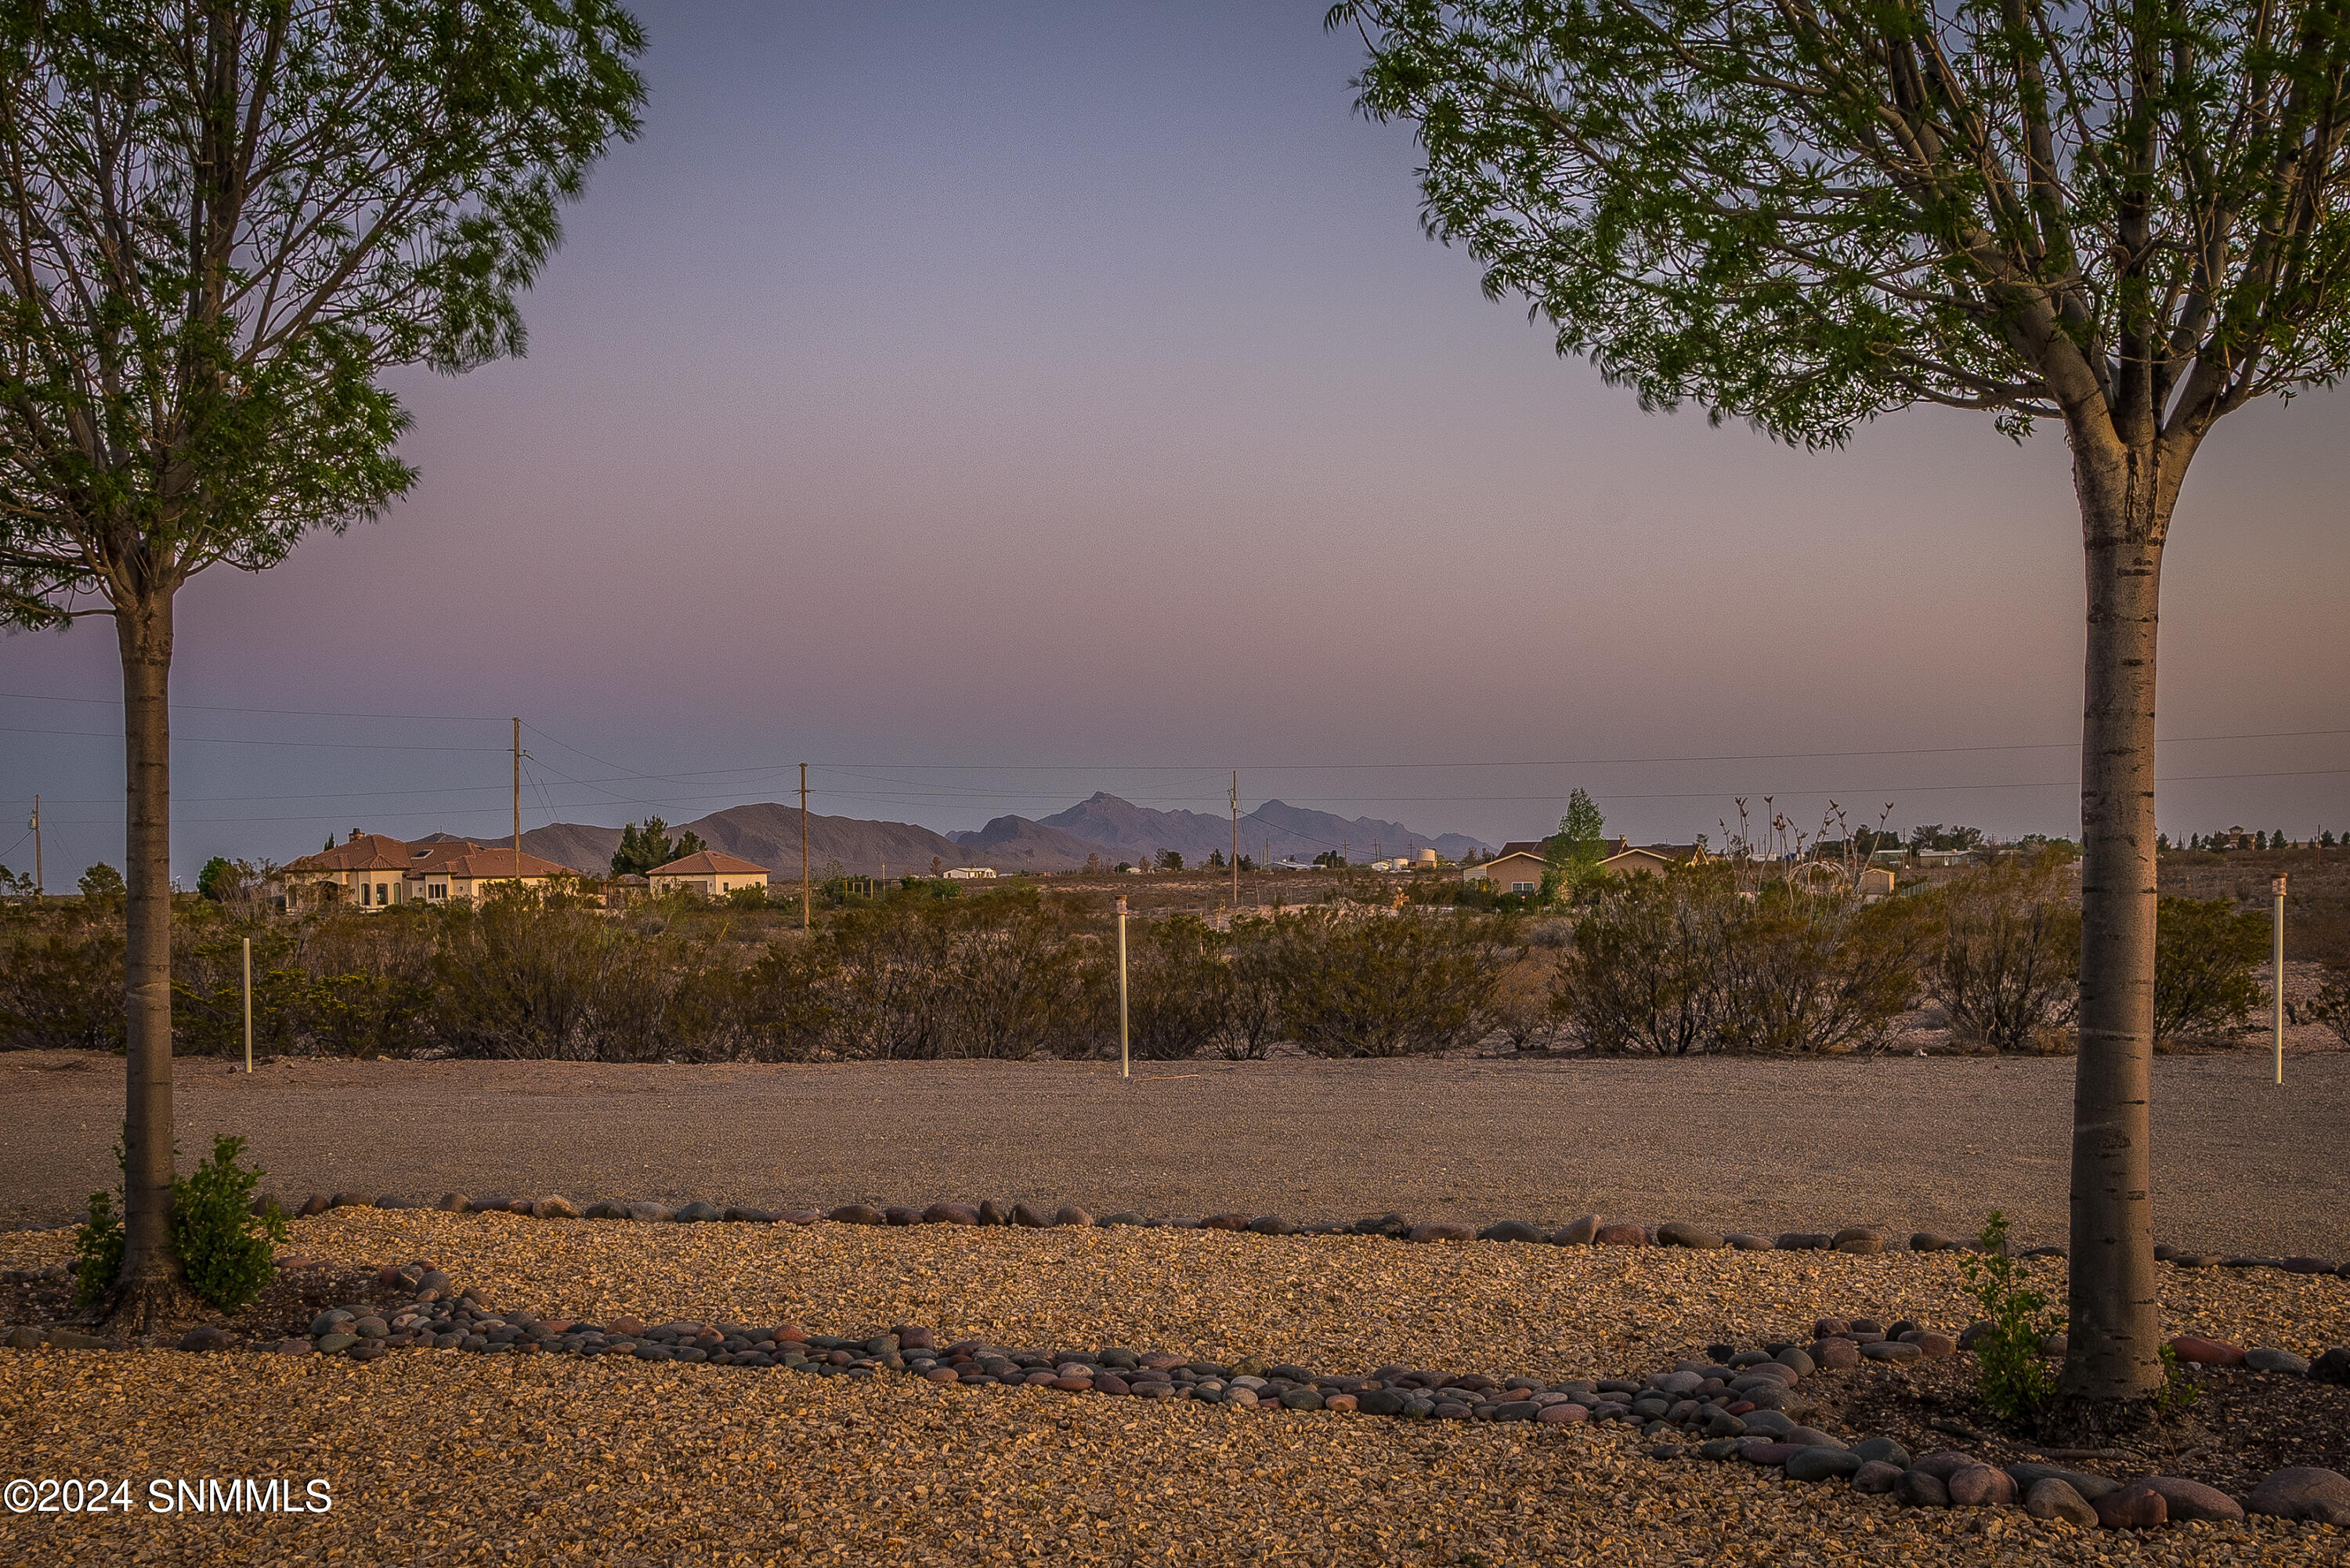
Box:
111 588 190 1328
2059 441 2173 1413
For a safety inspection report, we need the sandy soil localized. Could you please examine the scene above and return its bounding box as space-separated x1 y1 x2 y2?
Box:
5 1049 2347 1258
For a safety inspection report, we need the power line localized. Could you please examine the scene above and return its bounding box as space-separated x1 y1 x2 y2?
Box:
1 692 504 722
2 725 505 752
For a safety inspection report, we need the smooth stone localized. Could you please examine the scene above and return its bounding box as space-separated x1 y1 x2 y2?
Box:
882 1206 920 1226
1010 1203 1051 1227
2128 1476 2243 1523
1776 1232 1831 1251
2245 1466 2350 1525
2008 1464 2118 1503
316 1332 358 1353
721 1205 776 1223
1911 1453 1977 1480
176 1327 233 1353
1535 1403 1587 1424
1322 1393 1356 1412
1773 1347 1814 1376
1593 1223 1648 1247
1810 1338 1860 1371
1657 1221 1726 1250
309 1310 352 1338
2038 1332 2069 1357
373 1195 418 1209
1052 1205 1094 1228
582 1201 630 1220
2168 1335 2245 1366
298 1194 331 1217
1737 1405 1794 1434
1739 1441 1807 1466
1947 1465 2016 1507
1477 1219 1545 1244
530 1196 580 1220
626 1202 674 1223
1101 1212 1148 1227
829 1204 888 1226
2026 1478 2099 1525
2280 1255 2338 1274
1862 1340 1922 1365
1910 1332 1958 1360
50 1329 107 1350
1246 1216 1294 1235
2093 1485 2167 1530
1785 1447 1864 1482
1408 1221 1476 1244
1279 1388 1325 1411
2246 1346 2309 1375
2313 1348 2350 1386
1549 1215 1600 1246
1831 1227 1886 1255
1199 1213 1251 1230
1851 1437 1910 1468
1909 1232 1957 1252
1895 1469 1950 1508
1724 1233 1777 1250
436 1193 471 1212
1852 1460 1904 1494
672 1201 721 1223
1694 1438 1742 1460
977 1201 1010 1226
1781 1425 1842 1450
1355 1389 1406 1416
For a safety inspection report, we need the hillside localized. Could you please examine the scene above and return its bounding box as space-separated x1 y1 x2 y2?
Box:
948 815 1108 871
515 804 979 879
1035 793 1236 866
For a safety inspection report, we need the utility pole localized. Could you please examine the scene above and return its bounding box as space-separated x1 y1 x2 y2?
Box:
1116 895 1130 1079
800 763 810 931
1231 771 1241 910
28 794 40 898
242 936 253 1074
2275 873 2289 1085
511 718 523 876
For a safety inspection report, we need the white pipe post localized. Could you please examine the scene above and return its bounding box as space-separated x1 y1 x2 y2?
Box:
2274 873 2287 1085
242 935 254 1074
1116 895 1130 1079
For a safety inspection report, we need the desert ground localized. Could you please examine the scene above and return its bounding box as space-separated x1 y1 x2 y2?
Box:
4 1048 2347 1257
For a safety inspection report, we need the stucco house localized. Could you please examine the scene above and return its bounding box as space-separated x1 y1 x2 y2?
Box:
278 831 422 909
403 842 570 903
944 866 996 880
647 849 768 898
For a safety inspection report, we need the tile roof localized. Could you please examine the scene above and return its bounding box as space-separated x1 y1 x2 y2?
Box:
422 848 570 880
649 850 768 877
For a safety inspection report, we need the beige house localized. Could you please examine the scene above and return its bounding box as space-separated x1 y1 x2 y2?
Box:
648 849 768 898
944 866 996 880
278 832 423 910
404 842 569 903
1462 836 1707 894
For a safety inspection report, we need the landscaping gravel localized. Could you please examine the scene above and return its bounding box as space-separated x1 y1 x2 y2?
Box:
5 1213 2348 1565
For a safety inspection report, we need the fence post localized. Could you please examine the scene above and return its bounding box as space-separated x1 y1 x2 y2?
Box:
1116 896 1130 1080
243 935 254 1074
2274 873 2287 1085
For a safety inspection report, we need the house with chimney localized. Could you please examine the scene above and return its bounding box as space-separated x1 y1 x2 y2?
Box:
275 829 569 909
647 849 768 898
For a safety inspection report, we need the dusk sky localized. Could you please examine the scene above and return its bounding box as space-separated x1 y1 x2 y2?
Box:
5 0 2346 882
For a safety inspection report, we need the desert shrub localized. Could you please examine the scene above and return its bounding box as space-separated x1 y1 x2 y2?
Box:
1119 916 1233 1061
1919 851 2081 1053
73 1134 287 1313
813 888 1095 1060
1274 907 1520 1058
428 888 682 1059
734 936 840 1061
2311 965 2350 1046
1957 1212 2063 1422
2153 895 2268 1045
1216 916 1290 1060
0 904 126 1050
1554 866 1918 1055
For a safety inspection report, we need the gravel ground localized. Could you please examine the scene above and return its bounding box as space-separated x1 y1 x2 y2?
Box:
4 1214 2345 1566
5 1050 2348 1257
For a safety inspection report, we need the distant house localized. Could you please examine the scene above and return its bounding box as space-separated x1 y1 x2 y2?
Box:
944 866 996 880
1857 865 1897 898
604 873 649 909
278 831 428 910
1461 837 1705 894
405 843 571 902
648 849 768 898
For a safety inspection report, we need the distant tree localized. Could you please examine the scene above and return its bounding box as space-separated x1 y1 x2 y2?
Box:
0 2 646 1328
1543 787 1607 900
78 863 125 900
1157 850 1184 872
1312 850 1345 869
930 856 944 877
195 857 254 902
1238 854 1257 873
2272 829 2289 851
0 863 31 896
2325 830 2338 848
1083 852 1104 875
2155 834 2171 854
1207 849 1227 869
2255 830 2269 851
611 818 707 878
1329 0 2350 1420
1115 862 1133 873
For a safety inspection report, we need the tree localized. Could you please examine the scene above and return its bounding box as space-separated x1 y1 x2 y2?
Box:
610 818 706 879
1157 850 1184 872
78 862 125 900
0 3 644 1328
1331 0 2350 1423
1543 786 1607 900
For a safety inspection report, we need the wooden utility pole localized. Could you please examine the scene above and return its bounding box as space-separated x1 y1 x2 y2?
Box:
2275 873 2289 1085
800 763 810 930
1230 771 1240 909
28 794 40 898
511 717 522 876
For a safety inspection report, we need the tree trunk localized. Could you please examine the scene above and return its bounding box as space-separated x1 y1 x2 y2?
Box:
2058 468 2167 1422
109 587 192 1331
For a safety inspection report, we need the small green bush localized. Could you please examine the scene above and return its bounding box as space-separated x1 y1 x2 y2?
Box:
70 1187 125 1310
172 1135 287 1312
70 1134 287 1313
1957 1211 2064 1422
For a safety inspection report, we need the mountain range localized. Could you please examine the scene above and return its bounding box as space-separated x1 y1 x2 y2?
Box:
494 793 1491 878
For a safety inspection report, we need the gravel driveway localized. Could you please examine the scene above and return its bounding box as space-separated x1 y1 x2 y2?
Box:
6 1049 2344 1256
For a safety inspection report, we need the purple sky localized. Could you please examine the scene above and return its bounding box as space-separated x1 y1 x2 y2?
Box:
5 1 2347 882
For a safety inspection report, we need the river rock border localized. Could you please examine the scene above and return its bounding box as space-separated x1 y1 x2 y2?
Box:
7 1258 2345 1532
258 1191 2350 1279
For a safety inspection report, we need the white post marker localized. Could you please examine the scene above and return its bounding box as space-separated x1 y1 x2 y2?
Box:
242 935 254 1073
2274 873 2287 1085
1116 895 1130 1080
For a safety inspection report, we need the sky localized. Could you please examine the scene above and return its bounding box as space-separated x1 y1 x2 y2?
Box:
4 0 2347 883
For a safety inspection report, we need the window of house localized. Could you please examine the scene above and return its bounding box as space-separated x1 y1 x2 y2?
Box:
1510 881 1535 894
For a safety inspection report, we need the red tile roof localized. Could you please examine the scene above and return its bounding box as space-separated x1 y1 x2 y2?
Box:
649 850 767 877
